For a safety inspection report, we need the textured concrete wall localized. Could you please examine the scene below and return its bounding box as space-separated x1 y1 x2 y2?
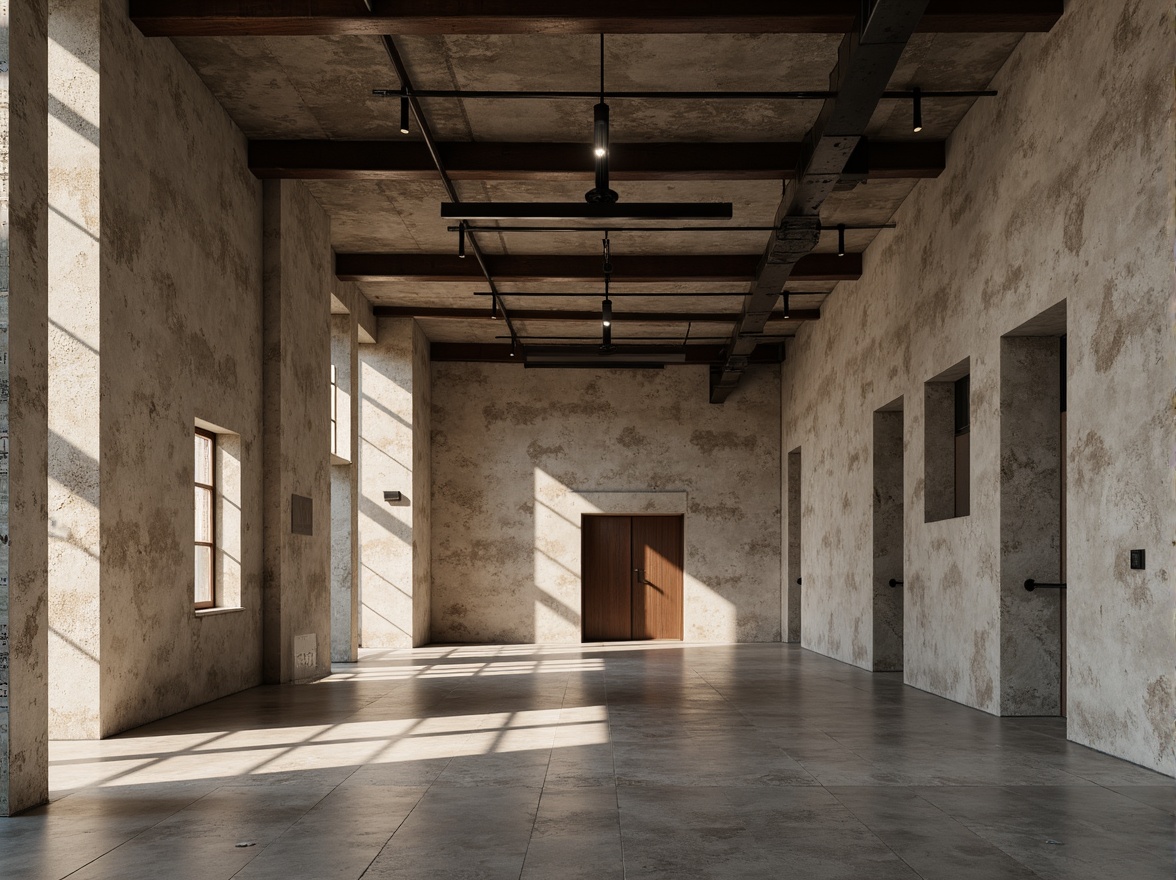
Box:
410 322 432 645
1 0 50 815
431 364 781 644
781 0 1174 772
47 0 268 737
331 309 359 663
262 180 332 684
358 318 430 647
783 450 801 643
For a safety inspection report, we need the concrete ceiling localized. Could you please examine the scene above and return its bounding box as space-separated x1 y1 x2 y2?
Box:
169 29 1026 350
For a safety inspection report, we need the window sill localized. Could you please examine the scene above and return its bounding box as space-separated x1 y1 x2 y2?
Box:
195 606 245 618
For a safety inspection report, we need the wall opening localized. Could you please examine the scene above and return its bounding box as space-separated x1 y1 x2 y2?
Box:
872 400 904 671
999 301 1066 716
786 448 802 643
924 358 970 523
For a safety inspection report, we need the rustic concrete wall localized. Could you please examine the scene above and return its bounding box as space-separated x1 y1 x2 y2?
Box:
783 450 801 643
262 179 332 684
1 0 50 815
47 0 268 737
431 364 781 644
358 318 431 648
330 311 359 663
781 0 1174 773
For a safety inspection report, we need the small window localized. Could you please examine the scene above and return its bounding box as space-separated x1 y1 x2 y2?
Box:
925 358 969 522
194 428 216 608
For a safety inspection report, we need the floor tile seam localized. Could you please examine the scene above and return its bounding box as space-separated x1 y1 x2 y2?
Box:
56 782 240 880
600 661 628 880
819 786 948 880
517 675 570 880
354 763 453 880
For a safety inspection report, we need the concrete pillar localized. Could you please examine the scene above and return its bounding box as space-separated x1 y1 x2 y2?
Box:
1 0 50 816
47 0 101 740
330 311 359 663
261 180 332 683
358 318 431 647
999 336 1062 715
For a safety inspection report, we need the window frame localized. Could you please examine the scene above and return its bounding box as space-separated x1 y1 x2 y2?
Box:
194 427 217 609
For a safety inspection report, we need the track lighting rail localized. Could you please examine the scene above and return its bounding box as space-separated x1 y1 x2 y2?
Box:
447 224 896 234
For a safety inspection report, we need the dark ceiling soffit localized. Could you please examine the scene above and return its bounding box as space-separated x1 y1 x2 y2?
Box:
372 306 820 322
248 140 945 182
336 252 862 283
431 342 786 365
130 1 1063 37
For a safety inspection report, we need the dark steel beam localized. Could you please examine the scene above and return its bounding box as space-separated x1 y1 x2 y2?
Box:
248 139 945 182
431 342 787 365
130 1 1063 37
338 252 861 283
712 0 931 403
373 306 820 322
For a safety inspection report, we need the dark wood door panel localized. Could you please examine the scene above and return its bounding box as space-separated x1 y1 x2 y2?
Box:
582 515 633 641
632 515 684 640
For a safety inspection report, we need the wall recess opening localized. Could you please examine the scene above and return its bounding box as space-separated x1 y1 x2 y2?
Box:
925 358 970 523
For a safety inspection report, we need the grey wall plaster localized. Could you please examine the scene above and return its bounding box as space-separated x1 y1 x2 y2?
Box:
331 311 359 663
999 336 1062 715
430 364 781 644
781 0 1174 773
411 321 432 645
262 180 332 684
1 0 50 815
872 409 904 671
358 318 431 648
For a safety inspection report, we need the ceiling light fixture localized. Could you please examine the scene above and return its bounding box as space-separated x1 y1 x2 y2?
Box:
783 292 791 319
399 87 410 134
457 221 466 258
439 36 731 223
912 86 923 133
491 293 498 320
602 234 614 350
837 224 846 257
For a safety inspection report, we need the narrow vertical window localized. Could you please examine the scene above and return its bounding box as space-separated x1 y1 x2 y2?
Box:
195 428 216 609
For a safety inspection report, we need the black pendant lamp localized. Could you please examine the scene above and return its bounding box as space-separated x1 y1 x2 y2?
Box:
442 36 732 222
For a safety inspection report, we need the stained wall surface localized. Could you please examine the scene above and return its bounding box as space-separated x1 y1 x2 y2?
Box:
780 0 1174 773
431 365 781 644
261 179 333 684
358 318 431 648
97 5 268 731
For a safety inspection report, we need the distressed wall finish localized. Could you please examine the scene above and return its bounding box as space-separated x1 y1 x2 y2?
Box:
1 0 50 814
330 311 359 663
431 365 781 644
781 0 1174 772
262 179 332 684
358 318 431 647
47 1 268 737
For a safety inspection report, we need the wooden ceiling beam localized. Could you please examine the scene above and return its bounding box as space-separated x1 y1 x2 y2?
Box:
373 306 820 322
131 1 1062 37
337 252 861 283
249 139 945 182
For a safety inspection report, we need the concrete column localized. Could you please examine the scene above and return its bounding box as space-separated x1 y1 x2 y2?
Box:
999 337 1062 715
1 0 50 816
358 318 431 647
872 408 904 671
330 311 359 663
261 180 332 683
47 0 101 739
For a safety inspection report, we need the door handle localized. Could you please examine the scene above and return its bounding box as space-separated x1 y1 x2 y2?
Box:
633 568 645 583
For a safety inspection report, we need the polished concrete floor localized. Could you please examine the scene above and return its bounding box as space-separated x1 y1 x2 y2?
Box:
1 644 1172 879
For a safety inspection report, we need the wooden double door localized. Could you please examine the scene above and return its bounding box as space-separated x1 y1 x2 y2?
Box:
581 515 684 641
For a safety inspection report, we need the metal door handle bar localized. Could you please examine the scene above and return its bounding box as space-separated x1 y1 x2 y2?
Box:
796 577 802 586
888 579 903 588
1024 579 1066 591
